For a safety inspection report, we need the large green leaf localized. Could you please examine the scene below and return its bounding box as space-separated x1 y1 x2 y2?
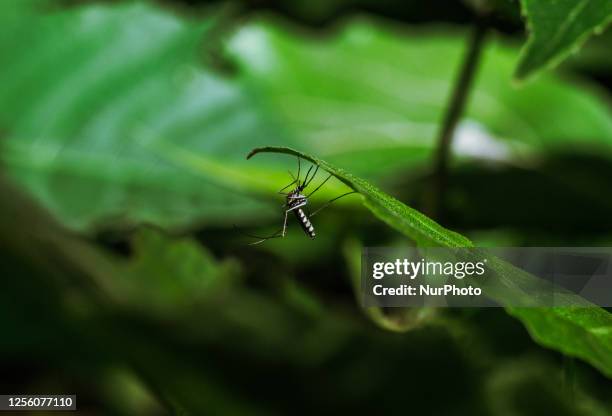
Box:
229 20 612 177
249 146 612 378
2 3 610 232
508 307 612 379
516 0 612 80
0 2 301 231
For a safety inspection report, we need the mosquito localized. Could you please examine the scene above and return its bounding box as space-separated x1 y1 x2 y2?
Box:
242 157 356 245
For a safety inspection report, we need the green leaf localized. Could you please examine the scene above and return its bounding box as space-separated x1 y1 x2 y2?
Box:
249 146 612 378
0 2 300 231
515 0 612 80
248 146 471 248
119 227 241 312
507 307 612 378
3 6 611 232
229 20 612 176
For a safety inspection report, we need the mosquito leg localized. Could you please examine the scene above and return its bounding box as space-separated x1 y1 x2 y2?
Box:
282 209 289 237
304 164 319 188
310 191 357 217
302 165 314 187
305 173 332 198
297 156 301 184
234 225 284 245
249 232 284 246
278 178 298 194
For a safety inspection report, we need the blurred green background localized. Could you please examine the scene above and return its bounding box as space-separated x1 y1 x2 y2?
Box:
1 0 612 414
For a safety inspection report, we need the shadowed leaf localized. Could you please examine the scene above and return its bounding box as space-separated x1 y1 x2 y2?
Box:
516 0 612 80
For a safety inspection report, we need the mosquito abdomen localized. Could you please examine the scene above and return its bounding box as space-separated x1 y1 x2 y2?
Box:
295 208 315 238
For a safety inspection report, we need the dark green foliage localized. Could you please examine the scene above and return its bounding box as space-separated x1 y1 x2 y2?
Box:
1 0 611 414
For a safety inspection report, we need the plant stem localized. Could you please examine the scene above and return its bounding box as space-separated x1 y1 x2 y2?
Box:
427 19 488 220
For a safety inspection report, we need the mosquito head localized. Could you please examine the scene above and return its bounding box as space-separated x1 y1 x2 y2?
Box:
289 188 306 198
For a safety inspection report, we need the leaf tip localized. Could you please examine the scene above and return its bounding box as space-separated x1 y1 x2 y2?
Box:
511 70 528 86
246 147 263 160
